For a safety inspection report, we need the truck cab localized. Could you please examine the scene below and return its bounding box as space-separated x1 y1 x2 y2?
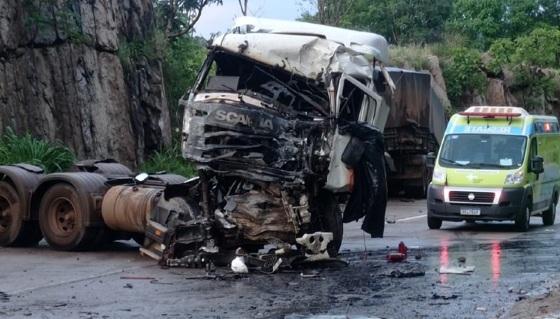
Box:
427 106 560 231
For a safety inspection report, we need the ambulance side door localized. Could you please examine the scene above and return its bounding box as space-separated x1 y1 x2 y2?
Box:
528 136 543 210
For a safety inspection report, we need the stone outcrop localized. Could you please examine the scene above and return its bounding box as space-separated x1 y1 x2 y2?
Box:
0 0 171 168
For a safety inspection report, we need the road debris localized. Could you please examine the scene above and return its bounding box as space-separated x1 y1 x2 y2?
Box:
385 269 426 278
119 276 156 281
431 293 459 300
439 265 475 275
0 292 9 302
123 283 133 289
387 241 408 262
300 270 321 278
231 256 249 274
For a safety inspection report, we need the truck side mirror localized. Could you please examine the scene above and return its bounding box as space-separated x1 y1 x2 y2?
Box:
530 156 544 175
426 152 436 168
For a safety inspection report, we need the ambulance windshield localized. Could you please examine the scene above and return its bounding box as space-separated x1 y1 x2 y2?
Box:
439 134 527 169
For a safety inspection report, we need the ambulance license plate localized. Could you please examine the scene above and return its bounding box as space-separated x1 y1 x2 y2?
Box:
460 208 481 216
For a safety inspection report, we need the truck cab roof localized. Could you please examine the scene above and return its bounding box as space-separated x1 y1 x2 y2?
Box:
210 17 389 82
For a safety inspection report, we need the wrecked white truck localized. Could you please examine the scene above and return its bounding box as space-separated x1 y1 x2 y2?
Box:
174 17 393 264
0 18 394 271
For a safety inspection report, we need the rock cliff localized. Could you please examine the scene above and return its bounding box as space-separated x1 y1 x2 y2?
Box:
0 0 171 168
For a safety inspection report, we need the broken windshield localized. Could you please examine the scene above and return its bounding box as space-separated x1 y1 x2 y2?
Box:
194 50 330 117
439 134 527 169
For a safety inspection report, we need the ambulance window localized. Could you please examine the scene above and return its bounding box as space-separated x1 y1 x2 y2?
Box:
534 122 544 133
530 137 538 158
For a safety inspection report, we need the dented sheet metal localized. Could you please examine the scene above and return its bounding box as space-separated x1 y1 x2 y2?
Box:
232 16 390 64
214 33 375 81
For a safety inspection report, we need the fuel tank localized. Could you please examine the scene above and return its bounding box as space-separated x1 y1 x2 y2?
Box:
101 186 162 233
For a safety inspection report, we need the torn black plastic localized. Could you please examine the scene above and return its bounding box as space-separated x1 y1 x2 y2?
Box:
340 122 387 237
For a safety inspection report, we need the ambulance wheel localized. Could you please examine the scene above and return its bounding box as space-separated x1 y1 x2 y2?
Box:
427 216 442 229
542 195 557 226
39 184 99 251
515 205 531 232
0 181 42 246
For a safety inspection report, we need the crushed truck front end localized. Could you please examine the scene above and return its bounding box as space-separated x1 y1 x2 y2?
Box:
175 18 394 265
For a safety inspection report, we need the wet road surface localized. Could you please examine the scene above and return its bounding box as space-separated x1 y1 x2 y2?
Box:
1 198 559 318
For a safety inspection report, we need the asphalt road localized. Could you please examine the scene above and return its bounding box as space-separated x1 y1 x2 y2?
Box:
1 198 559 319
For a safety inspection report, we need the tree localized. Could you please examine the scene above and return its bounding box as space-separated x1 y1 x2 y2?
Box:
300 0 355 26
305 0 452 45
155 0 223 39
449 0 560 49
238 0 248 16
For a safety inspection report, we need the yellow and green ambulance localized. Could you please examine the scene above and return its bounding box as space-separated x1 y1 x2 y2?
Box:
427 106 560 231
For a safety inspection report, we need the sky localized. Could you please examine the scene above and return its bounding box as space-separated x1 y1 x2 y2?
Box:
195 0 314 38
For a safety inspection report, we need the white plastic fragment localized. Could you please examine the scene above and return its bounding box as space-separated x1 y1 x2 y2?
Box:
439 265 475 274
231 256 248 274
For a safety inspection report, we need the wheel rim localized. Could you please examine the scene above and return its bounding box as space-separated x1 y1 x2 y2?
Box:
526 207 531 228
0 195 12 234
48 198 77 235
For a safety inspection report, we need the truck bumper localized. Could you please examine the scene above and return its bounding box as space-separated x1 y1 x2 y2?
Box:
427 185 527 221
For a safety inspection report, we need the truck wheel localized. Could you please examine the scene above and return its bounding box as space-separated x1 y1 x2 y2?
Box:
542 196 557 226
427 216 442 229
515 205 531 232
39 184 98 251
313 191 343 257
0 181 42 246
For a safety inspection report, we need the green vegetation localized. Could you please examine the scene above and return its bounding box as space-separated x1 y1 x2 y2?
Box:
340 0 452 45
443 48 487 106
389 45 432 71
140 145 196 178
302 0 560 111
163 37 207 131
24 0 90 45
0 129 75 173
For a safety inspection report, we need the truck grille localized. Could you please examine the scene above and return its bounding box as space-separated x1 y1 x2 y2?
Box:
448 191 495 204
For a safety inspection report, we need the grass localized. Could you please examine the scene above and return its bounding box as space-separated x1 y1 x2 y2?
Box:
389 44 433 70
140 144 197 178
0 129 75 173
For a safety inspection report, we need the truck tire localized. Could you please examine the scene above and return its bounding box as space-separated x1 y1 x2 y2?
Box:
542 195 557 226
0 181 42 246
39 184 99 251
515 204 531 232
427 216 442 229
313 191 343 257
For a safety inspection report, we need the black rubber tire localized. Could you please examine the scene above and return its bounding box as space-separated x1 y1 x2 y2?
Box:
515 205 531 232
39 184 99 251
427 216 442 229
0 181 42 246
313 191 343 257
542 196 557 226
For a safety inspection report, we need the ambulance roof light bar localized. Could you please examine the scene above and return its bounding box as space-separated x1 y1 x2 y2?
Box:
459 106 528 124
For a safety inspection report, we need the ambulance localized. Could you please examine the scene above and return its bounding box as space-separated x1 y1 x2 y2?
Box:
427 106 560 231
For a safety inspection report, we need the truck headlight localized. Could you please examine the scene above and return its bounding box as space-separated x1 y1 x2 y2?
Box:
505 170 524 185
432 168 446 184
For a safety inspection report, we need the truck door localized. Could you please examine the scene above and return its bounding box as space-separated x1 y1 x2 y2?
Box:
335 74 387 129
